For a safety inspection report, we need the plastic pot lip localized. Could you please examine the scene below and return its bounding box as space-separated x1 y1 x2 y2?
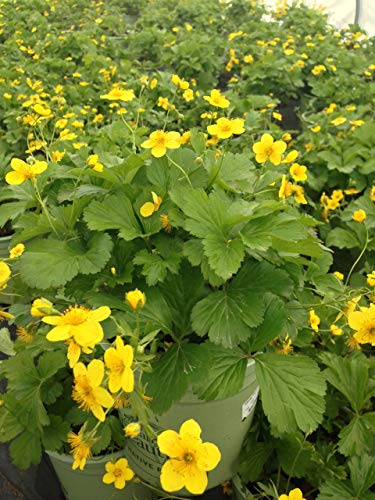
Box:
46 449 124 465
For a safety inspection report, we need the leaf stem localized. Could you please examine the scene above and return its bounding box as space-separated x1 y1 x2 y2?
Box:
345 225 369 286
166 155 192 186
32 178 59 237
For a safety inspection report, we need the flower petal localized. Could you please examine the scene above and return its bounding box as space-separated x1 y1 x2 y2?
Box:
94 387 114 408
179 419 202 440
184 466 208 495
160 459 185 492
121 368 134 393
42 315 63 325
88 306 111 322
140 202 155 217
261 133 274 147
87 359 104 386
46 325 72 341
73 321 103 346
120 343 134 368
157 430 184 457
272 140 287 155
196 442 221 471
10 158 28 173
152 146 167 157
102 472 114 484
5 171 26 185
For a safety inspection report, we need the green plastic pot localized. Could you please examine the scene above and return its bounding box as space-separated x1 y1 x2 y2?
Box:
121 360 259 496
46 449 155 500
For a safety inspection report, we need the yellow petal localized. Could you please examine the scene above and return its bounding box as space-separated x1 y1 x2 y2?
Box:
207 124 218 136
73 321 103 346
93 386 114 408
88 306 111 322
67 342 81 368
269 151 282 166
5 171 26 185
255 153 268 163
184 466 208 495
108 371 122 393
120 343 134 368
140 202 155 217
157 430 183 457
121 368 134 392
261 133 274 147
180 419 202 440
102 472 114 484
87 359 104 386
151 146 167 157
197 442 221 471
272 140 287 155
46 325 72 341
160 460 185 492
141 139 153 149
31 160 48 174
90 402 106 422
73 362 87 378
10 158 28 173
42 315 63 325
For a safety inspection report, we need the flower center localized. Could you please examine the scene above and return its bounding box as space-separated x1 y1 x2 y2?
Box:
73 376 95 411
63 306 89 325
113 467 123 478
264 146 274 157
219 123 231 132
183 452 194 464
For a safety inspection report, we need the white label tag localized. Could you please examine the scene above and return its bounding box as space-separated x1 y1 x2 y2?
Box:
242 387 259 421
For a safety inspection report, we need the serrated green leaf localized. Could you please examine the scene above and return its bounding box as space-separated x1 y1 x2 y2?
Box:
255 353 326 434
20 238 80 289
0 201 28 227
144 343 208 414
238 436 272 482
74 233 113 275
234 260 294 298
326 227 359 249
190 128 206 155
193 344 247 400
276 432 317 478
37 351 67 379
9 431 42 469
191 289 264 348
349 454 375 495
247 293 287 351
317 480 356 500
91 419 112 455
84 193 142 240
42 415 70 451
202 234 244 280
0 409 23 442
320 352 369 412
338 414 375 456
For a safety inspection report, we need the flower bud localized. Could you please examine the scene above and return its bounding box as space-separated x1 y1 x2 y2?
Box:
124 422 141 437
125 289 146 310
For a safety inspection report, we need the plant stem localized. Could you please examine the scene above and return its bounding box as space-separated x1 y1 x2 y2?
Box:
166 155 192 186
32 178 59 237
345 225 369 286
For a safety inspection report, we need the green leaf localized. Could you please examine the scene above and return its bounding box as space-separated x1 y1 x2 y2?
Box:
73 233 113 275
9 431 42 469
193 344 248 400
320 352 369 412
144 343 208 414
238 437 273 482
0 327 15 356
37 351 67 379
276 432 317 477
202 233 245 280
349 454 375 495
317 480 356 500
0 201 28 227
0 409 23 442
84 192 142 240
42 415 70 451
191 289 264 348
247 293 287 351
91 419 112 455
20 238 80 289
338 413 375 457
255 353 326 435
190 128 206 155
133 243 182 286
326 227 359 249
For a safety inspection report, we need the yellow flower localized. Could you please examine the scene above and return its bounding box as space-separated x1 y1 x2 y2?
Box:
325 103 337 114
272 111 282 121
279 488 306 500
16 327 34 343
309 309 320 332
72 360 114 421
350 120 364 127
289 163 307 182
124 422 141 437
140 192 162 217
367 271 375 287
104 336 134 393
334 271 344 281
352 209 366 222
0 262 11 289
276 334 293 354
203 89 230 108
330 117 347 126
252 134 287 165
9 243 25 259
33 103 52 117
330 324 343 336
141 130 181 158
348 303 375 346
171 74 189 90
100 88 135 101
67 426 93 470
243 54 254 63
207 117 245 140
51 150 65 162
282 150 298 164
42 305 110 346
370 186 375 202
5 158 47 185
278 175 293 200
282 133 292 142
311 64 326 75
150 78 157 89
55 118 68 129
125 289 146 310
292 185 307 204
59 129 77 141
103 458 134 489
160 214 172 233
311 125 321 133
30 297 54 317
157 419 221 495
183 89 194 102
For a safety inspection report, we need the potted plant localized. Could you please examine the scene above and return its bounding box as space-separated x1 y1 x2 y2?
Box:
0 79 335 497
